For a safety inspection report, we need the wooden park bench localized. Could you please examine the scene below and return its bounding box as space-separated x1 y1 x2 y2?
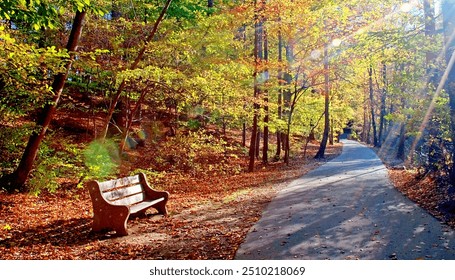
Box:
87 172 169 236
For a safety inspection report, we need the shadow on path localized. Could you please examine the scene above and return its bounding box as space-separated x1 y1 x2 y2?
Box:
235 140 455 260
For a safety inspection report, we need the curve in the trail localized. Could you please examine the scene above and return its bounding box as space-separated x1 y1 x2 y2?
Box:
235 140 455 260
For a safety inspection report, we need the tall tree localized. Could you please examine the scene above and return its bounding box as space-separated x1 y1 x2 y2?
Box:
0 9 87 191
275 21 284 161
262 16 269 164
283 42 294 165
101 0 173 139
424 0 441 170
248 0 262 172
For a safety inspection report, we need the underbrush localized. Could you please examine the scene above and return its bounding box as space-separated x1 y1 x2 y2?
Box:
152 130 244 176
1 110 307 198
1 120 249 195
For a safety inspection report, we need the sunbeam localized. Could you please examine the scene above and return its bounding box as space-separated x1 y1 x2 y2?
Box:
406 14 455 166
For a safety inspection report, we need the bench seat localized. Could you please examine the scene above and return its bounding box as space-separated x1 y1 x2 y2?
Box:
129 197 165 214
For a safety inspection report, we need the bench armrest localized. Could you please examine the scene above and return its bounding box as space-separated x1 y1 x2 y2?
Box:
138 172 170 199
138 172 170 215
87 180 123 208
87 180 131 234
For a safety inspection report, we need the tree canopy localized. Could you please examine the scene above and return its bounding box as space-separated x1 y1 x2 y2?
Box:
1 0 455 193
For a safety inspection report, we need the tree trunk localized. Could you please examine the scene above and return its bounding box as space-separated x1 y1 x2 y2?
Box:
362 85 368 142
284 133 290 164
283 40 294 164
248 0 262 172
256 130 261 159
242 121 246 147
315 44 330 159
284 90 298 164
275 22 283 161
378 63 387 147
262 28 269 164
304 112 324 157
119 86 152 153
249 108 259 171
0 11 87 191
397 122 406 161
369 65 379 147
275 94 282 160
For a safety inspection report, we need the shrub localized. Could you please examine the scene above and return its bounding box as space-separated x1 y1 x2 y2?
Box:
157 130 242 176
29 137 87 195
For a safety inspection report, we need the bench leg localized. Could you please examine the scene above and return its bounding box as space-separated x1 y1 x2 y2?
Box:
110 212 129 236
92 217 104 232
114 223 128 236
153 200 168 216
92 206 130 236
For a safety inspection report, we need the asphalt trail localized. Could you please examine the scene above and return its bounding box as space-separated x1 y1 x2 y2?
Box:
235 140 455 260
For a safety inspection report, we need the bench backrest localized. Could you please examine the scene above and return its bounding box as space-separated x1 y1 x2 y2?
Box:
97 174 146 206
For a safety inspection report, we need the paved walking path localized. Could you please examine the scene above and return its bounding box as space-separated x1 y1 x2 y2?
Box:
235 140 455 260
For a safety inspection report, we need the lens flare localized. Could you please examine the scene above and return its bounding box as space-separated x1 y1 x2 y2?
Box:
331 38 342 47
311 49 322 60
400 3 413 13
83 140 119 177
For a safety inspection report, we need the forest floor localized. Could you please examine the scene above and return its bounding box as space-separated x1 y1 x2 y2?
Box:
384 158 455 230
0 139 342 260
1 137 454 259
